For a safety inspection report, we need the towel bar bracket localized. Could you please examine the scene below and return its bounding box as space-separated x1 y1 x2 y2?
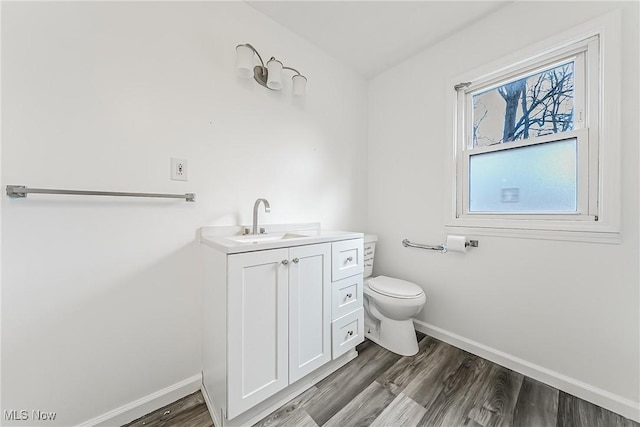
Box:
6 185 27 198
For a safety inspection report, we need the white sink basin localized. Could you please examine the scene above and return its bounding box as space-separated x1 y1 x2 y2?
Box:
225 232 310 244
200 224 363 254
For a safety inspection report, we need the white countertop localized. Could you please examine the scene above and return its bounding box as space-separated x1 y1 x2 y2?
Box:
200 223 364 254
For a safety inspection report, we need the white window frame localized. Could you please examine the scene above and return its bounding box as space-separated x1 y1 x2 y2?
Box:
459 39 596 221
445 11 621 243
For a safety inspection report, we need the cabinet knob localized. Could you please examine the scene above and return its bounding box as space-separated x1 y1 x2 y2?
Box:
346 256 353 263
292 258 299 264
281 259 289 265
347 330 354 337
346 293 353 299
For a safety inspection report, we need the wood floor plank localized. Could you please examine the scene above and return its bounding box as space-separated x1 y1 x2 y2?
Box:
323 381 396 427
123 391 213 427
512 376 559 427
557 392 640 427
466 364 524 427
417 351 493 426
253 386 319 427
558 391 598 427
369 393 427 427
170 407 216 427
598 410 640 427
271 409 318 427
302 341 402 425
376 335 442 395
401 342 473 408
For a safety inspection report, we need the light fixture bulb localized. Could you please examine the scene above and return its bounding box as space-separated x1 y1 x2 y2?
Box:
266 58 283 90
292 74 307 96
236 44 255 78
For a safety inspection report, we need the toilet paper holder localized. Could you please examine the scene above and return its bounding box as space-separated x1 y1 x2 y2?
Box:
402 238 478 254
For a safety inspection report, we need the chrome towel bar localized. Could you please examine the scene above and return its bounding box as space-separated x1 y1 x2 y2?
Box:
6 185 196 202
402 239 447 254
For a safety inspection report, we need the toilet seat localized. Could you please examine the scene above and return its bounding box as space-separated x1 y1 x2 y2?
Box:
366 275 424 299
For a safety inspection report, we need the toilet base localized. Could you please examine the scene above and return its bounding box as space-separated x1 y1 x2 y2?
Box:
365 316 419 356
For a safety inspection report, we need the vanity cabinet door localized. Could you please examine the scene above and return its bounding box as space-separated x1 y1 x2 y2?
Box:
227 248 289 419
288 243 331 383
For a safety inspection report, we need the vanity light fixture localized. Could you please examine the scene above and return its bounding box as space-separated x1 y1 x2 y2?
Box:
236 43 307 96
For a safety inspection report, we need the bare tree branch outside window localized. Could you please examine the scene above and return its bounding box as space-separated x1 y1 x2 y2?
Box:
473 62 575 147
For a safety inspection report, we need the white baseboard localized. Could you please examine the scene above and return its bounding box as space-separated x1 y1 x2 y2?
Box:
413 319 640 423
77 374 202 427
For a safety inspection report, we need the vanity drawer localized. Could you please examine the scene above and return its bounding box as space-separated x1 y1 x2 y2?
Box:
332 275 363 321
331 238 364 281
331 308 364 359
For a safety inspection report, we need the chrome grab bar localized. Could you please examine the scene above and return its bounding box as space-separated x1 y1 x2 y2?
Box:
6 185 195 202
402 239 447 254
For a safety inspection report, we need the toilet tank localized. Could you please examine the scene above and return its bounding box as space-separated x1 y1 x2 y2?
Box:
364 234 378 278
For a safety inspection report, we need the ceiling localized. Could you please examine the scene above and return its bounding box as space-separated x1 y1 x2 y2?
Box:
246 1 513 79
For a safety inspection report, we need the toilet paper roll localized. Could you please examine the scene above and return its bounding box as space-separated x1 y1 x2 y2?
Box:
446 235 467 253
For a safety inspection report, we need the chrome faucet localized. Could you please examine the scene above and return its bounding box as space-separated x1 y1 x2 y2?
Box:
252 198 271 234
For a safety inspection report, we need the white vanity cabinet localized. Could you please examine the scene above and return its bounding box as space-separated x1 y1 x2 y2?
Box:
201 228 364 426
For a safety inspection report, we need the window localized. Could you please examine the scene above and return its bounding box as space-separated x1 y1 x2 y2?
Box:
459 39 598 221
447 14 622 243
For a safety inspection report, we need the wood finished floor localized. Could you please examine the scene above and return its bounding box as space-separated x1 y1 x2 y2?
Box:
124 334 639 427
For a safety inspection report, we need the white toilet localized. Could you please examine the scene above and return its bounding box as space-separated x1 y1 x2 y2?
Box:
363 234 426 356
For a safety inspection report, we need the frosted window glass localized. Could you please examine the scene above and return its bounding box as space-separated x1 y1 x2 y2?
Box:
469 139 577 213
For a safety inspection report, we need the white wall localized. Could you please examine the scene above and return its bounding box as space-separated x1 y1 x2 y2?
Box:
1 2 367 425
368 0 639 418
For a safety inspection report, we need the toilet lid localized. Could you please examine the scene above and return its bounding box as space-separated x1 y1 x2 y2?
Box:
367 276 424 299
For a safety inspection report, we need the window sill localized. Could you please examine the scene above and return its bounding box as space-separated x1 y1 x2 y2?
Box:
445 220 621 244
